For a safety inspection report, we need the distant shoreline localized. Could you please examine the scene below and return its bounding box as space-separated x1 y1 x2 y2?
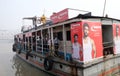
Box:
0 39 13 43
0 39 13 40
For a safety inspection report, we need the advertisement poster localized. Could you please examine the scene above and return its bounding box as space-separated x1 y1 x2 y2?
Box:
82 21 103 62
50 8 68 24
113 23 120 54
25 32 32 37
19 34 23 39
71 22 83 61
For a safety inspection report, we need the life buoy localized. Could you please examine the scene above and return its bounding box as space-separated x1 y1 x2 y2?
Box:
12 44 16 52
26 50 32 60
44 56 53 71
18 49 21 54
26 51 29 60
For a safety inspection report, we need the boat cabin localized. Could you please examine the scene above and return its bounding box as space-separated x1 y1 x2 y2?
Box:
15 8 120 64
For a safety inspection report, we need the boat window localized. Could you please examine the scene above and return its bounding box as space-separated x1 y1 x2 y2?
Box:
57 32 63 40
29 37 31 43
33 36 36 42
23 35 25 42
102 25 114 55
66 31 71 41
26 37 28 42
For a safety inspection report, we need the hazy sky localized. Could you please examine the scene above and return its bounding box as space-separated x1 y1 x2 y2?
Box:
0 0 120 32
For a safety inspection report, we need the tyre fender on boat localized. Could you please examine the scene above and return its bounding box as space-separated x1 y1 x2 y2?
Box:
26 50 32 60
44 56 54 71
26 51 29 60
18 49 21 54
12 44 16 52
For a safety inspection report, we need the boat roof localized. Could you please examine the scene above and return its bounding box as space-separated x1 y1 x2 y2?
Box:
23 16 37 20
76 14 120 21
20 14 120 35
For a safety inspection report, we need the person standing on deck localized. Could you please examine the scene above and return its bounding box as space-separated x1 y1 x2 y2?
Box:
48 38 51 51
83 23 96 62
54 36 59 56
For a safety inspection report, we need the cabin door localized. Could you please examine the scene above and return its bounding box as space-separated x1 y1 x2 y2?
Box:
102 25 114 55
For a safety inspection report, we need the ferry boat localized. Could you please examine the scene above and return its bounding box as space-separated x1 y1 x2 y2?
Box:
13 8 120 76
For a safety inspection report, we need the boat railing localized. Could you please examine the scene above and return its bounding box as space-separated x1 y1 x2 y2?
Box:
103 41 114 55
103 41 114 49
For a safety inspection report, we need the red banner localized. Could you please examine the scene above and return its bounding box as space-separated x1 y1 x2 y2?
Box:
71 22 83 61
113 23 120 54
25 32 32 37
19 34 23 39
50 8 68 24
82 21 103 62
71 21 103 62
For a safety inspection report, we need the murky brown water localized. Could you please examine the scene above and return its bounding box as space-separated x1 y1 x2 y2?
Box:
0 40 51 76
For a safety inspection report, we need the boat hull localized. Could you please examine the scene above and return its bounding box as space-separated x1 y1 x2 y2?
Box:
16 51 120 76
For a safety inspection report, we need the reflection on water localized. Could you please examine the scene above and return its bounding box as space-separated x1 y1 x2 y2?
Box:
12 55 51 76
0 39 51 76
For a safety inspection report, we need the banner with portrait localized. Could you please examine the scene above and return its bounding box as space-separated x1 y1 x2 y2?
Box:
113 23 120 54
82 21 103 62
71 22 83 61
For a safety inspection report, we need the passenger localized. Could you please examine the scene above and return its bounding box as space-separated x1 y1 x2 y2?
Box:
54 36 59 56
14 36 18 44
16 38 20 49
13 37 18 51
45 37 48 52
21 39 24 51
83 23 96 62
43 37 47 51
18 39 22 54
72 34 82 61
48 38 51 51
33 36 36 51
39 37 42 48
14 37 17 43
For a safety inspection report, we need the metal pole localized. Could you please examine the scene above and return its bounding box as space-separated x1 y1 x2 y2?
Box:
51 28 54 55
63 25 66 60
28 37 29 51
103 0 107 17
48 28 50 39
25 36 26 52
51 28 54 46
35 31 37 52
68 8 90 13
41 30 43 55
31 35 33 52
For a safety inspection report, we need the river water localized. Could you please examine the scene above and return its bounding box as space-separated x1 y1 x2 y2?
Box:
0 40 51 76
